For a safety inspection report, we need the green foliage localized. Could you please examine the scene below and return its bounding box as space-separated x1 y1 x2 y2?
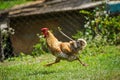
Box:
77 7 120 45
32 34 49 56
80 10 92 15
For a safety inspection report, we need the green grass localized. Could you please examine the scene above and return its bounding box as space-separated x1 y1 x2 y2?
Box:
0 45 120 80
0 0 31 10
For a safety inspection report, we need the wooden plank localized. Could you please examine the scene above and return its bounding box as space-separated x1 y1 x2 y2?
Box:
1 0 119 17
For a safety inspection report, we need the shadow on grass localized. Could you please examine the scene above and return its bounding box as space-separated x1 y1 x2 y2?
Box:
28 70 58 76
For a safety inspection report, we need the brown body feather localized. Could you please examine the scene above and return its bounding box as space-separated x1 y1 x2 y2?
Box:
46 31 75 56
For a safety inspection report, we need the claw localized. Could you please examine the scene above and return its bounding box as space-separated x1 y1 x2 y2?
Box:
82 63 88 66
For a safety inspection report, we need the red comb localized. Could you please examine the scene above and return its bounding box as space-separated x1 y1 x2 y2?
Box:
41 28 48 31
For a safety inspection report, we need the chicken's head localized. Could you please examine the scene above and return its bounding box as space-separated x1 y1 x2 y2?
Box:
41 28 49 37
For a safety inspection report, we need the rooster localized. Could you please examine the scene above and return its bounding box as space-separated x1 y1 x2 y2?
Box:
41 28 88 66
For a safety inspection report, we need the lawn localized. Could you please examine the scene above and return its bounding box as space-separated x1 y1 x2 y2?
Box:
0 45 120 80
0 1 120 80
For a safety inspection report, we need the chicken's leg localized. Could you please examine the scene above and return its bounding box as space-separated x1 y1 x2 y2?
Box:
44 57 61 66
76 56 88 66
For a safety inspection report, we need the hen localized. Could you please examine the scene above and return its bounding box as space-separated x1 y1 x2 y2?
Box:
41 28 88 66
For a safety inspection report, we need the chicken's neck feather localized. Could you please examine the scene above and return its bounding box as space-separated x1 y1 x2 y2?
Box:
46 31 60 48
